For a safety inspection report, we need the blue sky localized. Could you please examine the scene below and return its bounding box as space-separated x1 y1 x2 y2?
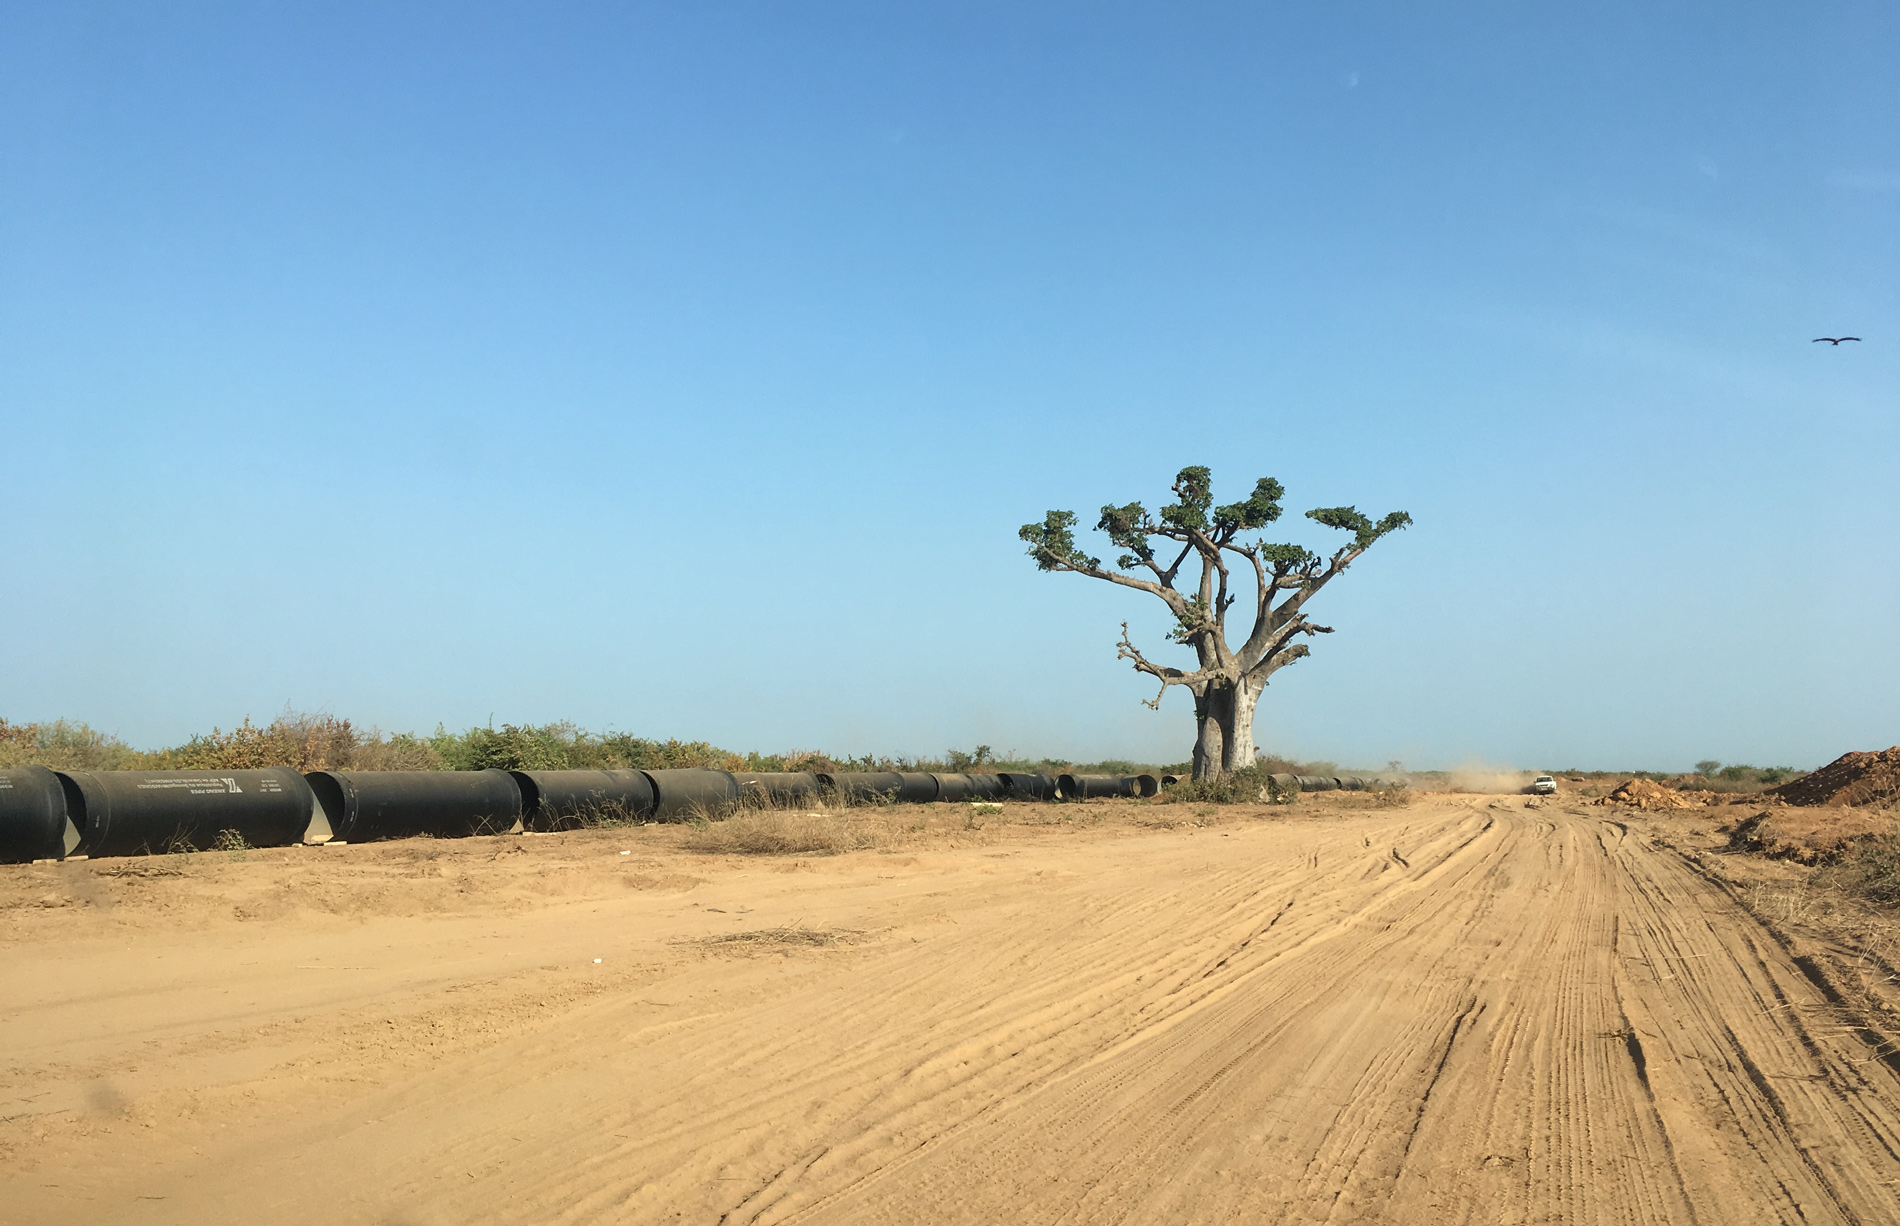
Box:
2 2 1894 770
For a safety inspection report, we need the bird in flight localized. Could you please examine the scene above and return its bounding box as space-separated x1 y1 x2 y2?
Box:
1812 336 1861 345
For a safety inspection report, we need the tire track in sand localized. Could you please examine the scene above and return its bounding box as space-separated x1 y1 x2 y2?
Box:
38 808 1900 1226
749 813 1900 1225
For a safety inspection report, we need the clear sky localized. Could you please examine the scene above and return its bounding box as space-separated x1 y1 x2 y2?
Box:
2 3 1894 770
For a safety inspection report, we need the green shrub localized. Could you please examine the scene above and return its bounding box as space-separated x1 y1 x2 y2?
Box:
1162 763 1276 805
5 713 1230 789
428 722 745 772
149 714 445 772
1673 763 1805 793
0 719 142 771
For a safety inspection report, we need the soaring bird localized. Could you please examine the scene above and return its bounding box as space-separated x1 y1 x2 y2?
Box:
1812 336 1861 345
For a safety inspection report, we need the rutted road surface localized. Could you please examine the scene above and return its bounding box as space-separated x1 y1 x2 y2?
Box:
3 799 1898 1224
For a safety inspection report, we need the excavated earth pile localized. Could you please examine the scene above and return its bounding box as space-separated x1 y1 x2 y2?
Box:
1769 747 1900 809
1594 777 1701 811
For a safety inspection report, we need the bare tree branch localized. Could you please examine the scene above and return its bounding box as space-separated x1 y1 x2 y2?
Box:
1250 545 1364 649
1161 540 1194 585
1117 622 1211 709
1043 554 1189 615
1241 546 1269 635
1240 618 1335 683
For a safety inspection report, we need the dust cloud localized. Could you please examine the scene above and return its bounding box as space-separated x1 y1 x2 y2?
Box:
1438 762 1537 794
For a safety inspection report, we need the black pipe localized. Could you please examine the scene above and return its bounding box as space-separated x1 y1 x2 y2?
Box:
305 769 522 842
892 772 940 804
62 767 321 856
1059 774 1135 800
817 771 904 801
0 766 81 862
512 769 655 829
644 768 740 820
998 772 1055 801
1295 775 1338 792
966 773 1005 800
1133 774 1160 798
932 773 974 802
732 771 820 806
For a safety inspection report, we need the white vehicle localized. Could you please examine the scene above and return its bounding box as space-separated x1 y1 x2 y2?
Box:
1531 775 1558 795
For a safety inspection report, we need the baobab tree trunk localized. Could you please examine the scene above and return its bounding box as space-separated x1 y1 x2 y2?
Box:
1227 679 1261 773
1191 690 1213 779
1192 678 1262 780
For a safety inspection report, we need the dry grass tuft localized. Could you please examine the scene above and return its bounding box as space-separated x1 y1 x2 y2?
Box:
537 801 647 831
692 925 865 948
1730 871 1900 1046
675 798 1099 854
1817 824 1900 906
681 809 887 856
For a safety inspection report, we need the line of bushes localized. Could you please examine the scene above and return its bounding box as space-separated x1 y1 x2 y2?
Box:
1542 763 1805 793
0 715 439 772
0 714 1197 779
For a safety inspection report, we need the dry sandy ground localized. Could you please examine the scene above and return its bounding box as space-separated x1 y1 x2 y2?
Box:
4 794 1900 1225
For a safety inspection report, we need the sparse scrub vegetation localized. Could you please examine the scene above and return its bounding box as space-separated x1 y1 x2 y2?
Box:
1 715 1211 781
682 809 886 856
1817 824 1900 908
430 722 751 772
0 719 143 771
1162 764 1279 805
1545 764 1805 793
1 713 833 775
1674 763 1800 792
1158 756 1347 805
679 784 1144 856
153 714 443 772
0 714 440 772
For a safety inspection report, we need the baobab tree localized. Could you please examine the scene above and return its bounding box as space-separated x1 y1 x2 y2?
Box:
1020 466 1410 780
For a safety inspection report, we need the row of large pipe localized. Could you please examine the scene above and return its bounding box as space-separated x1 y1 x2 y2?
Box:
0 761 1397 863
0 765 1159 863
1266 774 1397 794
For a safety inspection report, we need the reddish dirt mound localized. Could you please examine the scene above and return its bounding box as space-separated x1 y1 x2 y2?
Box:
1769 747 1900 808
1594 778 1699 811
1724 808 1894 864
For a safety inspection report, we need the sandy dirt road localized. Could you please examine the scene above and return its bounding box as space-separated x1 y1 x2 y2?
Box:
4 797 1899 1224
